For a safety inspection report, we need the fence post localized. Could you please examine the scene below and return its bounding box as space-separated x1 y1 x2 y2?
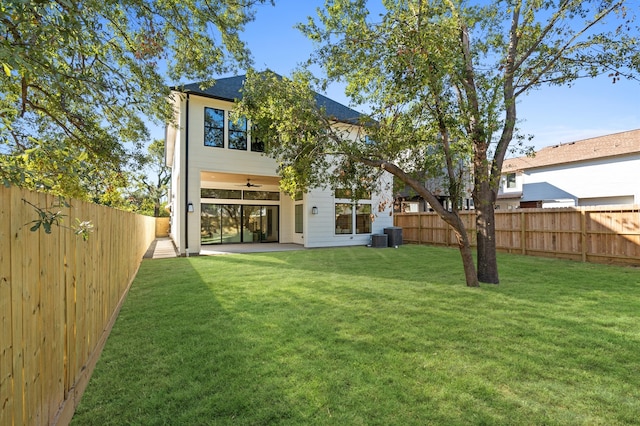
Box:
581 209 587 263
521 210 526 255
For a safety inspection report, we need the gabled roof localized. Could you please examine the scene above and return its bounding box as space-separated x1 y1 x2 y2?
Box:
174 74 364 124
503 129 640 172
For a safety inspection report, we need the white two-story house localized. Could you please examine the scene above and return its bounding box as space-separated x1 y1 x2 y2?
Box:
497 129 640 209
165 75 393 255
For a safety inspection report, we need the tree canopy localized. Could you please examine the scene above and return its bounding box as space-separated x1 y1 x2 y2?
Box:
1 0 272 198
127 139 171 217
238 0 639 286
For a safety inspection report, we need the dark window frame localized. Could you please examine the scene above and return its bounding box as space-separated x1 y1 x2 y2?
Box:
335 203 353 234
200 188 242 199
355 203 372 234
243 191 280 201
229 116 248 150
251 125 265 152
204 107 225 148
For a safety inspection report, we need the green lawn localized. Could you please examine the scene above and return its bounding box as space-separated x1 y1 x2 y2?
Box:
72 245 640 425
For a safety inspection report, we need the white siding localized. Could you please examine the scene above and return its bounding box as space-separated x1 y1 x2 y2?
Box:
280 195 295 244
168 97 186 253
525 155 640 204
303 175 394 248
498 154 640 209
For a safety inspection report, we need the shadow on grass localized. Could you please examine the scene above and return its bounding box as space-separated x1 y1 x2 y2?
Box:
73 246 640 425
72 259 300 424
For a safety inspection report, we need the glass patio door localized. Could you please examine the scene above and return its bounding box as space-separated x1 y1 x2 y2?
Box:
243 206 264 242
221 205 241 243
262 206 278 242
201 204 222 244
201 204 279 244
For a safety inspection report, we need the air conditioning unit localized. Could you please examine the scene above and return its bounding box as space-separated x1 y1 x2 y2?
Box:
370 234 388 248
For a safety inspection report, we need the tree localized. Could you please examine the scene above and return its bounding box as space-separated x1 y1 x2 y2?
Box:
1 0 272 198
128 139 170 217
238 0 639 286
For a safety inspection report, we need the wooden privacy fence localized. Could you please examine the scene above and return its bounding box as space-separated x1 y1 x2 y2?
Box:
155 217 170 237
1 186 157 426
395 206 640 265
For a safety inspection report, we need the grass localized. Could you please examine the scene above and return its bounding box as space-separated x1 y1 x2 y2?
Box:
71 245 640 425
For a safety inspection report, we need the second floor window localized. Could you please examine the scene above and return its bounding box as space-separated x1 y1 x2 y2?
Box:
229 116 247 150
250 125 265 152
251 136 265 152
506 173 516 189
204 107 224 148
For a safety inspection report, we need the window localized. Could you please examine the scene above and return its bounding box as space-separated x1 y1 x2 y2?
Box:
204 108 225 148
335 188 351 199
251 137 265 152
201 188 242 199
506 173 516 189
243 191 280 201
251 126 265 152
201 188 280 201
335 203 353 234
355 204 372 234
229 116 247 150
335 189 372 235
295 204 303 233
335 188 371 200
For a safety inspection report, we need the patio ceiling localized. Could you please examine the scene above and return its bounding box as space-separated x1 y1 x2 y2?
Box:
200 171 281 188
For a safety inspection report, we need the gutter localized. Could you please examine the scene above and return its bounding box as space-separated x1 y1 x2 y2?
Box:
185 92 190 256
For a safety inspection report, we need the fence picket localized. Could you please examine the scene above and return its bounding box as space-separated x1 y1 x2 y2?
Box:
0 186 14 426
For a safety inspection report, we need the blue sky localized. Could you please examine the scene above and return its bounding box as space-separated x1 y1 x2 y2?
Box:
155 0 640 153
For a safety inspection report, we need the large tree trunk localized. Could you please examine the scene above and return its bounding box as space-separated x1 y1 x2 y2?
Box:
451 217 479 287
475 180 499 284
458 18 500 285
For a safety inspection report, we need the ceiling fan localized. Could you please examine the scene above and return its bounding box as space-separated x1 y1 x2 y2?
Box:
238 178 262 188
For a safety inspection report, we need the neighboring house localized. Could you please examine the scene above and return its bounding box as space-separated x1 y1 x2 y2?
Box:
395 181 474 213
395 169 474 213
497 129 640 209
165 75 393 255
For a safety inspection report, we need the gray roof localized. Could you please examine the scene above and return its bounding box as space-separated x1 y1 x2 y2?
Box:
175 74 364 124
520 182 576 202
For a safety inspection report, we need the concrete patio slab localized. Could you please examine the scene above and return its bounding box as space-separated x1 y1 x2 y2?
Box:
145 239 305 258
200 243 305 255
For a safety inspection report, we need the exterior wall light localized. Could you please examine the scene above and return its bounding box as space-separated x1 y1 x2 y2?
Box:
187 202 194 213
311 206 318 215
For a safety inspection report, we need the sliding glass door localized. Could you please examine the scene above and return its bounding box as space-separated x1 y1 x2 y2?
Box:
262 206 279 242
201 204 278 244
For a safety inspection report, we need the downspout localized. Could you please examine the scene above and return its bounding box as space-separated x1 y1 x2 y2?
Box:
185 92 190 256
